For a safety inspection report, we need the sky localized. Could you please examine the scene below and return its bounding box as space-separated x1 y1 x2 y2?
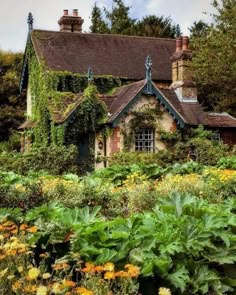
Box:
0 0 216 52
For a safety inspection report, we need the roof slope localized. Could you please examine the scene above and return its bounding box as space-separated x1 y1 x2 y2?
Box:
31 30 175 81
160 89 236 127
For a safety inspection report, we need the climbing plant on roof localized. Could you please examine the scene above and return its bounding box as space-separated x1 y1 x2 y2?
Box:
65 84 107 143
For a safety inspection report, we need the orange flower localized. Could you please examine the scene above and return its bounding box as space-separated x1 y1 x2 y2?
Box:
115 270 129 277
53 262 70 270
94 265 104 272
82 262 95 273
76 287 94 295
124 264 140 277
63 279 76 287
20 224 28 230
104 271 115 280
27 226 38 233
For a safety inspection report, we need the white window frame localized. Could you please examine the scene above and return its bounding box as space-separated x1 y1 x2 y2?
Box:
135 128 154 152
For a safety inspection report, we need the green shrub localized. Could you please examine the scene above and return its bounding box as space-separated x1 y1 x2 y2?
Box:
217 155 236 169
0 144 79 175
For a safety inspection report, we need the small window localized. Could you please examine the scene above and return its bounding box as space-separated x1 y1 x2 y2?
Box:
211 131 221 142
135 128 154 152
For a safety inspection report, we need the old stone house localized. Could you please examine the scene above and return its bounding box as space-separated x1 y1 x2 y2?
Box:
19 10 236 169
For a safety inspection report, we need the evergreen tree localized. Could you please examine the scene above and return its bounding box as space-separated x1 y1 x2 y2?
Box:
189 20 209 38
89 0 181 38
191 0 236 115
104 0 136 35
90 3 109 34
134 15 179 38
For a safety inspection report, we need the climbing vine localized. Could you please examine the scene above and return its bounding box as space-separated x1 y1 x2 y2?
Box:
121 105 163 151
27 44 112 149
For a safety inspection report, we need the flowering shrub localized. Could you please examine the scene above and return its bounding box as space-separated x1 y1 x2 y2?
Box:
0 219 140 295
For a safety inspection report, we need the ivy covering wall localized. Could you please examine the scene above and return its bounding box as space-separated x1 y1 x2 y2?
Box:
27 46 115 149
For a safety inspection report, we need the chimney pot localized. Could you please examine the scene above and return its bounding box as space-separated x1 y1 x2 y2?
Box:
73 9 78 17
176 37 182 53
182 36 189 51
63 9 68 16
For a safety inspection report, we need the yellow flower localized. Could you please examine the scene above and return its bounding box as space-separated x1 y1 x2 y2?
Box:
42 272 51 279
76 287 94 295
37 285 48 295
158 287 171 295
17 266 24 273
103 262 114 271
52 283 63 294
104 271 115 280
28 267 40 280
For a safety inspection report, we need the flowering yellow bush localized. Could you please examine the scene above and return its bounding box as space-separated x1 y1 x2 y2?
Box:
155 173 203 196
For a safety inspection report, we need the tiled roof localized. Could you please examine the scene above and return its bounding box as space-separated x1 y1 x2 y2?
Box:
105 80 147 123
18 119 37 130
159 88 236 127
49 94 83 124
31 30 175 81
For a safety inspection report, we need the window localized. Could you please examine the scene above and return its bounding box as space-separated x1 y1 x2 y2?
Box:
135 128 154 152
211 131 221 142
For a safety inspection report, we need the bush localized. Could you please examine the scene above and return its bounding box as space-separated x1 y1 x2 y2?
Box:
108 151 173 167
0 144 79 175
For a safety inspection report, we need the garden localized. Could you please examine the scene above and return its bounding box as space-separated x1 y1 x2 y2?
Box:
0 153 236 295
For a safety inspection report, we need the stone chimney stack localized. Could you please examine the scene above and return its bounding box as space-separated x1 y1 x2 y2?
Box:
170 36 197 102
58 9 84 33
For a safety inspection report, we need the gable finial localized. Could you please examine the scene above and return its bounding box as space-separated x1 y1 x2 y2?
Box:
145 55 153 94
27 12 34 31
87 67 94 84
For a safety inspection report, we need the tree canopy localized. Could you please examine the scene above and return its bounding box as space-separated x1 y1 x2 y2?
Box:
191 0 236 115
90 0 181 38
0 50 25 141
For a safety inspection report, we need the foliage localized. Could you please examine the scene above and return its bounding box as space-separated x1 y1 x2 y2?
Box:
189 20 209 38
0 50 25 141
69 84 107 134
121 105 163 151
0 218 140 294
108 151 173 167
0 132 21 152
134 15 180 38
0 195 235 294
191 0 236 115
90 0 181 38
0 145 78 176
217 155 236 169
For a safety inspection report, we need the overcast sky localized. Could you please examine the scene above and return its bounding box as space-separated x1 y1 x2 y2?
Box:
0 0 216 52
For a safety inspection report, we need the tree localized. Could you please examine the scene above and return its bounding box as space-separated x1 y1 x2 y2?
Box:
189 20 209 38
191 0 236 115
134 15 179 38
89 0 181 38
90 3 109 34
0 50 25 141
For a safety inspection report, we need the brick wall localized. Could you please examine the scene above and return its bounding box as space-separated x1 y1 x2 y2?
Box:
110 127 121 154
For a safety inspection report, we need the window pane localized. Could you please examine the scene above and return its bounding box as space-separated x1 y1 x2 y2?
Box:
135 129 154 152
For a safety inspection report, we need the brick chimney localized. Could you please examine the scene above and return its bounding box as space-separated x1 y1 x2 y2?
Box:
58 9 84 33
170 36 197 102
